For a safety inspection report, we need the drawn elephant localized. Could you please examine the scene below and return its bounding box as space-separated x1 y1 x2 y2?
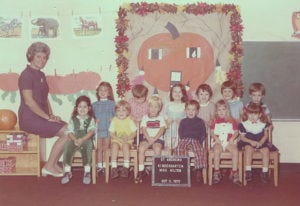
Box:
31 18 59 37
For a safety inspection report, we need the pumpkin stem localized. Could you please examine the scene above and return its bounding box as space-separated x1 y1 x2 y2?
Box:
165 22 179 39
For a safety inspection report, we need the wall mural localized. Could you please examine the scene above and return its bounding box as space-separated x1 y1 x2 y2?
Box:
31 17 59 38
115 2 244 101
72 14 101 37
0 16 22 38
0 71 101 105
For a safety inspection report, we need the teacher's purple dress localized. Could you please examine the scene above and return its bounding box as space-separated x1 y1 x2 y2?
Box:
18 65 65 138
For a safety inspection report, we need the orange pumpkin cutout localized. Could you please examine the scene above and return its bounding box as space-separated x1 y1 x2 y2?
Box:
0 109 17 130
137 26 214 92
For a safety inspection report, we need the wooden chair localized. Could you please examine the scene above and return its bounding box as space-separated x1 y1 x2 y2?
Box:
104 129 139 183
208 134 243 185
72 135 97 184
243 129 279 186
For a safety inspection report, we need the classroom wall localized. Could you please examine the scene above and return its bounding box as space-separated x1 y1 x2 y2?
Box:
0 0 299 163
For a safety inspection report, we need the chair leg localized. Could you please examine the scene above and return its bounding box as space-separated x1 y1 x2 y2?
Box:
274 152 279 187
105 150 110 183
92 150 96 184
208 152 213 186
238 151 243 184
243 152 247 186
202 167 207 184
134 155 138 180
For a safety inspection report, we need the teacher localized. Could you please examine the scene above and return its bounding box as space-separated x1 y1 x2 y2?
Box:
18 42 68 177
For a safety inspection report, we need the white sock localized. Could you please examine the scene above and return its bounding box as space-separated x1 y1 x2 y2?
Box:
111 161 117 168
64 165 71 173
124 160 130 168
262 167 268 173
138 164 144 171
246 166 252 171
103 162 106 168
84 165 91 173
97 162 103 168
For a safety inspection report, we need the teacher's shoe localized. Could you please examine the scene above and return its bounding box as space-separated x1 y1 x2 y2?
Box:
42 168 63 177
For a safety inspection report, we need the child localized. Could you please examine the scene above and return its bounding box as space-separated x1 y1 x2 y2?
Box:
221 80 243 122
109 100 137 179
127 84 149 144
92 82 115 175
61 95 96 184
239 103 273 184
136 96 166 183
195 83 215 127
175 100 207 183
247 82 272 125
164 83 188 149
210 99 240 185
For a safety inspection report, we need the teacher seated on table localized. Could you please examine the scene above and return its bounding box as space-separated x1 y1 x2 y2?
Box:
18 42 68 177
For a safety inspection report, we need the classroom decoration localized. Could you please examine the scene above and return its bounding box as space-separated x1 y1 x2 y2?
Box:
0 72 19 103
0 109 17 130
31 17 60 38
115 2 244 99
72 15 101 37
0 133 28 152
0 16 22 38
291 11 300 39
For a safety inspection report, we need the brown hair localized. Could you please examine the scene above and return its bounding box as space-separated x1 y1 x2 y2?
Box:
221 80 237 96
195 83 213 98
249 82 266 95
132 84 148 98
169 83 188 103
242 102 268 123
72 95 94 118
26 42 50 62
115 100 131 114
96 81 114 101
185 100 200 111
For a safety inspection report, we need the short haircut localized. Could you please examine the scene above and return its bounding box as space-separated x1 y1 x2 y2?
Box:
26 42 50 62
195 83 213 98
185 100 200 111
221 80 237 95
132 84 148 98
249 82 266 95
115 100 131 114
148 96 163 111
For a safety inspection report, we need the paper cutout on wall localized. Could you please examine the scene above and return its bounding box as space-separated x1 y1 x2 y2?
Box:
292 11 300 38
72 15 101 37
0 72 19 103
30 17 60 38
0 17 22 38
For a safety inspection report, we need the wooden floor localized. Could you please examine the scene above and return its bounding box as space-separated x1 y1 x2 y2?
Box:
0 164 299 206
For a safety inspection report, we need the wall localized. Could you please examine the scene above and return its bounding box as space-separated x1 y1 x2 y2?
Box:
0 0 299 163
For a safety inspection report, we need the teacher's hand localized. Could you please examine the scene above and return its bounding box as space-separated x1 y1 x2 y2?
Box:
48 114 61 122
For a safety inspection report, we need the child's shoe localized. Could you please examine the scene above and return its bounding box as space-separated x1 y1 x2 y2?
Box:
61 172 72 184
260 172 269 184
120 167 129 178
212 171 221 184
83 172 91 184
245 171 253 182
135 170 147 183
111 167 119 179
97 167 105 176
195 169 203 183
230 171 242 186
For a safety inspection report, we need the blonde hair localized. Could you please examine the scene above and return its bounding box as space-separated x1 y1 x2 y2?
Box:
115 100 131 115
214 99 233 121
26 42 50 62
148 96 163 111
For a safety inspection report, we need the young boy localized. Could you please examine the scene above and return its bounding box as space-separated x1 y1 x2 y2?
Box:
221 80 243 122
247 82 272 125
175 100 207 183
109 100 137 179
135 96 166 183
128 84 149 123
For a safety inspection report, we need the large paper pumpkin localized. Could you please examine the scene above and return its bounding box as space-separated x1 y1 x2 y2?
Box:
0 109 17 130
137 23 214 92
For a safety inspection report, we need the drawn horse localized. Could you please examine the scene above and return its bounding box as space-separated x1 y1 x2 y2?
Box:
79 17 98 33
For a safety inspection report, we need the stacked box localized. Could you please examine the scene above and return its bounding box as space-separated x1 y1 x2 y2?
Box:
0 157 16 173
0 133 28 152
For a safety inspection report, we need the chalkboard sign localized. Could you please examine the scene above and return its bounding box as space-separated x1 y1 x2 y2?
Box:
242 42 300 120
152 155 190 187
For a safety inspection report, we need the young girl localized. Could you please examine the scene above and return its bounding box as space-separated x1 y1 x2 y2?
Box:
136 96 166 183
239 103 273 184
92 82 115 174
210 99 240 185
221 80 243 122
61 96 96 184
195 83 215 127
164 83 188 149
109 100 137 179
